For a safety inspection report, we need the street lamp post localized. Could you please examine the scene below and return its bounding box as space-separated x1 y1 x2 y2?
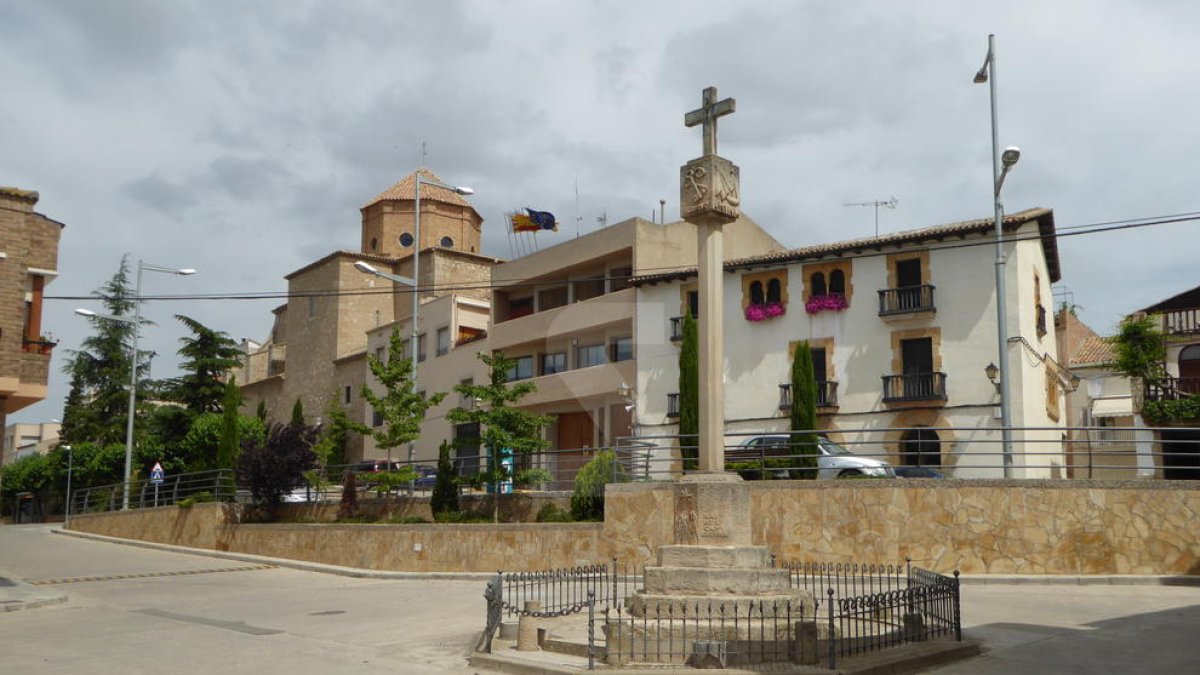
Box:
975 34 1022 478
63 445 73 522
354 172 473 473
75 260 194 509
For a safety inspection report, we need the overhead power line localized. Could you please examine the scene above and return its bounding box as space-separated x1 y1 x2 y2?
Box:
46 210 1200 304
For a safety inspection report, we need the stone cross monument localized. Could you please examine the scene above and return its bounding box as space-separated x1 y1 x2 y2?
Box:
681 86 740 475
610 89 814 666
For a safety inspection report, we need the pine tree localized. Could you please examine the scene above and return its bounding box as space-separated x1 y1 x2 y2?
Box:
790 341 820 479
61 256 153 446
170 315 243 414
678 312 699 470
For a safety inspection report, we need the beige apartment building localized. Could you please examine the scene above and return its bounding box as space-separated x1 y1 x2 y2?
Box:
0 186 63 461
3 421 61 466
488 214 783 482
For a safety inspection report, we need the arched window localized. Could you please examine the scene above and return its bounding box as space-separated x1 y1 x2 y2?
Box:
440 236 454 248
900 427 941 467
767 278 782 304
399 232 414 247
830 269 845 295
810 272 827 297
370 237 378 251
749 280 765 305
1181 344 1200 394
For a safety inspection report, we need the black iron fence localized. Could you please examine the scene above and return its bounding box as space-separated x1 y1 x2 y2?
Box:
477 558 961 670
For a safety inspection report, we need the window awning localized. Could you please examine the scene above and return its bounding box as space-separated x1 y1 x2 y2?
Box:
1091 397 1134 418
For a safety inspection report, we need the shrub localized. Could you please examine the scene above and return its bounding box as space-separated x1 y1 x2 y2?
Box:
433 510 493 523
514 467 552 490
535 503 573 522
177 491 214 509
570 449 624 521
430 440 459 515
386 515 431 524
236 422 317 518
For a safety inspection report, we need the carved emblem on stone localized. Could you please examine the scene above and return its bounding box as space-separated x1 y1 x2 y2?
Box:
680 155 740 223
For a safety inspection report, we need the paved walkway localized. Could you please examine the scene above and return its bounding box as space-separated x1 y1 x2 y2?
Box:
3 524 1200 673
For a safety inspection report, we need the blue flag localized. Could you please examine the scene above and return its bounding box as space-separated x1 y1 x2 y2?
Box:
525 208 557 231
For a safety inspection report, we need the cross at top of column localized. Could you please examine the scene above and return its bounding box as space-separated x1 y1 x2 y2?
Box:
684 86 736 157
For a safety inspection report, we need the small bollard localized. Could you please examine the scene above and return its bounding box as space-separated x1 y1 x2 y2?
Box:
516 601 542 651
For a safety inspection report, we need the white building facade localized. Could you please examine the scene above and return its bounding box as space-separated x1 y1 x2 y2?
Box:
633 208 1070 478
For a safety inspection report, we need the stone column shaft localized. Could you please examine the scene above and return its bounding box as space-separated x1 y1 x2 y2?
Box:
697 219 724 473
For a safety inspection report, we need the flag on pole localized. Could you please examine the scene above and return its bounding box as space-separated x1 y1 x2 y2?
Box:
510 208 558 232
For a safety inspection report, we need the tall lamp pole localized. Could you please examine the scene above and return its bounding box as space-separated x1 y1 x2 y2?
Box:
355 172 473 471
975 34 1022 478
63 445 73 522
75 260 194 509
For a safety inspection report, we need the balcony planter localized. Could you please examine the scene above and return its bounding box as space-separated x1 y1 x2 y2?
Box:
744 302 786 322
805 294 847 315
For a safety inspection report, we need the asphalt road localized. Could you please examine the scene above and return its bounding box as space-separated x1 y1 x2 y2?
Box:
3 523 1200 674
0 525 481 674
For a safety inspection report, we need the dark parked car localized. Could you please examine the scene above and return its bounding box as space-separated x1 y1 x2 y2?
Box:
892 466 946 479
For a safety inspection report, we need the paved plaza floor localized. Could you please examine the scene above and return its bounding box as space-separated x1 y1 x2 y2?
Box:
2 523 1199 674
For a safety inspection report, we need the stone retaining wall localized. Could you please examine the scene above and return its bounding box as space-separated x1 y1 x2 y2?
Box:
68 481 1200 575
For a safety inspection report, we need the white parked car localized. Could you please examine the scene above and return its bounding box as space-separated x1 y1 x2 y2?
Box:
731 435 895 479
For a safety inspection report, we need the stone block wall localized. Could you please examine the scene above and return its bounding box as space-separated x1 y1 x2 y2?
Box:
68 481 1200 576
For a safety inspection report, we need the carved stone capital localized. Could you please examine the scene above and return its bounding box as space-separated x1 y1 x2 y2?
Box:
680 155 740 224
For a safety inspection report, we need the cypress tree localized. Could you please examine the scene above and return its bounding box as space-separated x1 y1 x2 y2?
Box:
291 399 305 426
790 341 819 479
678 312 699 471
217 377 242 471
430 440 459 516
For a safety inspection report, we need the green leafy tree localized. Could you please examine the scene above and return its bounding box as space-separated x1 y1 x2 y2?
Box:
430 440 459 515
789 341 820 479
447 351 552 521
179 412 265 473
312 395 353 468
169 315 243 414
61 256 154 446
678 311 699 470
217 378 243 471
354 328 446 460
570 449 624 521
1113 315 1166 384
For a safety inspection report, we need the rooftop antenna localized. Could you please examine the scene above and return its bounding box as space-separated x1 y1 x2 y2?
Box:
596 209 607 230
842 196 898 237
421 141 427 166
574 176 582 238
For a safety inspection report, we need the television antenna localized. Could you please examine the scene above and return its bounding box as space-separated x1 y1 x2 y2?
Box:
842 196 898 237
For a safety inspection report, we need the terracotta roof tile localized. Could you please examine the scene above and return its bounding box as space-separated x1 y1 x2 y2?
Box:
362 168 474 210
1071 335 1116 367
633 207 1057 286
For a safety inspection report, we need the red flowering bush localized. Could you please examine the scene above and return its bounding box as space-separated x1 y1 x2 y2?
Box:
744 302 786 322
804 294 848 314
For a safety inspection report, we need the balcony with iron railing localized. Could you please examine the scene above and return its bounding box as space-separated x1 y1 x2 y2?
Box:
878 285 936 318
777 381 839 410
1145 376 1200 402
882 372 947 403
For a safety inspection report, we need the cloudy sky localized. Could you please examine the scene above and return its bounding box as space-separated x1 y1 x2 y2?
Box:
5 1 1198 424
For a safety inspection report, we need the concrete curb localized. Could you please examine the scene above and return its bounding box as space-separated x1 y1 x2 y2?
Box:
53 529 497 581
469 639 981 675
958 573 1200 586
0 573 68 613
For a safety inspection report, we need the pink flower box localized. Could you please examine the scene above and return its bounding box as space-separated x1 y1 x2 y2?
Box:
744 302 786 322
805 294 848 315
